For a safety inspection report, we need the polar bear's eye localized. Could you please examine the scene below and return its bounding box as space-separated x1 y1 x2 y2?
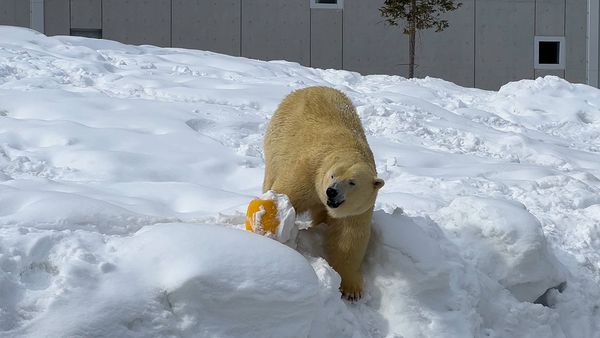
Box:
331 175 334 179
349 180 356 186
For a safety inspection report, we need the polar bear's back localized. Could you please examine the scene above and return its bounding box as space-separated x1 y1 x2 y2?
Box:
265 86 367 150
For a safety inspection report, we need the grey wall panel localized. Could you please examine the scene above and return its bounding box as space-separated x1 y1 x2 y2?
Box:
70 0 102 29
534 0 566 80
172 0 241 56
0 0 30 27
103 0 171 47
535 69 565 79
0 0 18 26
310 9 342 70
415 0 475 87
343 0 408 76
475 0 535 90
31 0 44 32
535 0 565 36
241 0 310 66
15 0 30 27
565 0 587 84
44 0 70 35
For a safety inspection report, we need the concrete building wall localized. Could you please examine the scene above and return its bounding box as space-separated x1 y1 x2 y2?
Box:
534 0 566 79
475 0 535 90
103 0 171 47
343 0 407 76
44 0 69 36
31 0 44 32
536 0 565 36
70 0 102 30
310 9 343 70
241 0 310 66
415 0 475 87
172 0 241 56
565 0 587 84
0 0 30 28
535 68 566 79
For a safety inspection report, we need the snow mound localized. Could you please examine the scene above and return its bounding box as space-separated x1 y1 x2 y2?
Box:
368 210 480 337
367 209 565 337
6 224 319 338
438 197 566 302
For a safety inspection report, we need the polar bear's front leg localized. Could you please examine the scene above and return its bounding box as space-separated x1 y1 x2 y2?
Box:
324 213 371 301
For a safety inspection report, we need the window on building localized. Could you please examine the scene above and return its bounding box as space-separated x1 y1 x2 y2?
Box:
534 36 565 70
539 41 560 64
310 0 343 9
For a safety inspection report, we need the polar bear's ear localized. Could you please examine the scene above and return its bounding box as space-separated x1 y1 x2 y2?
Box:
374 178 385 189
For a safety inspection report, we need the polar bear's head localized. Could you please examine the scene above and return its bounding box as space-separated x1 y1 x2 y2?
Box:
319 161 384 218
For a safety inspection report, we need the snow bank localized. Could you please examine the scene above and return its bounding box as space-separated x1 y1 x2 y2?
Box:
364 209 567 338
4 224 319 338
438 197 566 302
368 210 482 337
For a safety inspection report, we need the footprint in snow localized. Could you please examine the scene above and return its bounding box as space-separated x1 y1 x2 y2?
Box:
185 118 217 132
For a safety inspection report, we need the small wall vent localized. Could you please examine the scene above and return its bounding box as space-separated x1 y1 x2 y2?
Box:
534 36 565 70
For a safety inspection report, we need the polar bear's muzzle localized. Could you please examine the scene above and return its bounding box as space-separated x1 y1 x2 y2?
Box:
327 199 345 208
326 186 345 208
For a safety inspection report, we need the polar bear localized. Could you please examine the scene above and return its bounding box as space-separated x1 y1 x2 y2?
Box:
263 86 384 300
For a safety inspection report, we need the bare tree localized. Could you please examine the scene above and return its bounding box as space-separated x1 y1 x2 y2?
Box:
380 0 462 78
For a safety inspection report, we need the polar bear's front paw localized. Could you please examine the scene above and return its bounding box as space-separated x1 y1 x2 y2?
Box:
340 275 363 301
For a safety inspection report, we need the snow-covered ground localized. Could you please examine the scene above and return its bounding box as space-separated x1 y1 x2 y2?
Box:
1 26 600 338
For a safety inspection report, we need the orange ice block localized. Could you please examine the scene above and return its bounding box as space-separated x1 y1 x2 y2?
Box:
245 198 279 234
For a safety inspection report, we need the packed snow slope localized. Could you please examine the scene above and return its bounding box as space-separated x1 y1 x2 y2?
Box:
1 26 600 338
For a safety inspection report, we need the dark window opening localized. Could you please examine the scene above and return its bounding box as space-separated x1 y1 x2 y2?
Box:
317 0 337 3
538 41 560 64
70 29 103 39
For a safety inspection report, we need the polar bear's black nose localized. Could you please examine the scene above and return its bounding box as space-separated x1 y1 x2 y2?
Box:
326 187 338 198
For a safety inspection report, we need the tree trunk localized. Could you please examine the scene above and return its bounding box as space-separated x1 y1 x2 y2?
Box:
408 0 416 78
